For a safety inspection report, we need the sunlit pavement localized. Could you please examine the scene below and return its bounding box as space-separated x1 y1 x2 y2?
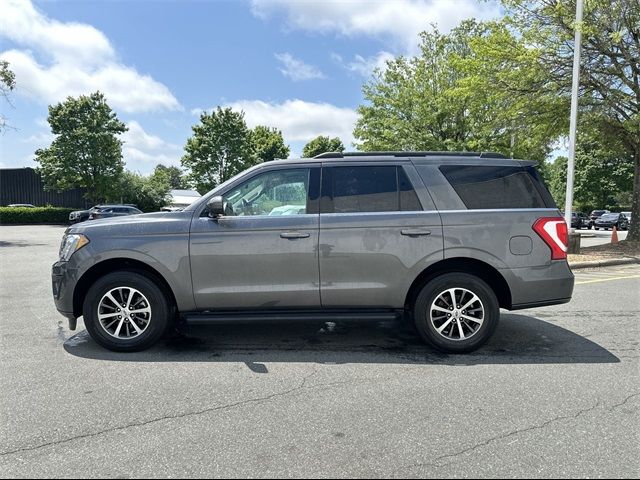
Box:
577 228 628 247
1 225 638 478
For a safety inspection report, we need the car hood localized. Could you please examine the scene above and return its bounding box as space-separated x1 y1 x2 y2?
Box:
67 211 194 236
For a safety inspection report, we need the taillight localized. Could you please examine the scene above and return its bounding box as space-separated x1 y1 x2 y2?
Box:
533 217 568 260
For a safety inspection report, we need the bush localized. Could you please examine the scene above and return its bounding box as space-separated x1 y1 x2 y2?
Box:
0 207 76 224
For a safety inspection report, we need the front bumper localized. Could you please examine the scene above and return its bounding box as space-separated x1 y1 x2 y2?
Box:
52 260 80 326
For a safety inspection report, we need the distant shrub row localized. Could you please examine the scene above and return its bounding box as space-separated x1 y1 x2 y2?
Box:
0 207 75 224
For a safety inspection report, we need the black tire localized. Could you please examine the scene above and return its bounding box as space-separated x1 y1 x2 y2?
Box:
413 272 499 354
82 271 171 352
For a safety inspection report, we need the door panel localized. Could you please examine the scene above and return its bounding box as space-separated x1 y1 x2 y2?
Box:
190 215 320 309
318 164 443 308
319 212 443 308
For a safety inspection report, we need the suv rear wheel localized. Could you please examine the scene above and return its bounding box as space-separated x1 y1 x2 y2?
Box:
82 271 170 352
413 272 499 353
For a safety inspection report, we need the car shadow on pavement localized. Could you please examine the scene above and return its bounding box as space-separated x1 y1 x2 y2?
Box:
63 313 620 366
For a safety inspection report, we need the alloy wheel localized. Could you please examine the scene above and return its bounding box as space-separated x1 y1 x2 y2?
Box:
429 287 484 341
97 287 152 339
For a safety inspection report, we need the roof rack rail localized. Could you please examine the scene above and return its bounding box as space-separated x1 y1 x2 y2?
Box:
313 151 507 159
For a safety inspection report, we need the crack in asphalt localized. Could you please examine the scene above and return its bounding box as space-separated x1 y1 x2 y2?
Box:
405 392 640 472
0 369 359 458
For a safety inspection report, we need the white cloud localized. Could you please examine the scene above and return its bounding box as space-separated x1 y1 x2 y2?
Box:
225 99 358 145
332 51 395 77
0 0 180 113
120 121 183 172
274 52 325 81
252 0 501 52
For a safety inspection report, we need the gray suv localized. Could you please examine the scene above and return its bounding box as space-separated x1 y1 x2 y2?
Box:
52 152 574 353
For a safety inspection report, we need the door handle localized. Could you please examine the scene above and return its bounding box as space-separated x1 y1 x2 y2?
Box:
280 231 311 239
401 228 432 237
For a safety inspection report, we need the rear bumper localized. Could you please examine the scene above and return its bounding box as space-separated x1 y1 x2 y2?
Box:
502 260 574 310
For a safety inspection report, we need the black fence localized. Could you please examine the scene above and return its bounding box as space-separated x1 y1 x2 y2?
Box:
0 167 89 208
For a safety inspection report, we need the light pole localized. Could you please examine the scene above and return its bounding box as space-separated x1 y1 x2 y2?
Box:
564 0 584 230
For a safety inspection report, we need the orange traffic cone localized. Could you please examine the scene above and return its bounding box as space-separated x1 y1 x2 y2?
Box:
611 225 619 244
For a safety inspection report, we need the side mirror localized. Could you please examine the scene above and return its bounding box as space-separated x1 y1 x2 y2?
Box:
207 196 225 219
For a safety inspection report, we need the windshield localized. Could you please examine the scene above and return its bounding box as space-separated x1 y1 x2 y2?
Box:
592 210 607 216
600 213 618 220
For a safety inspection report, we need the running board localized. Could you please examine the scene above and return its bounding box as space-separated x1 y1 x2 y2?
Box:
184 310 401 325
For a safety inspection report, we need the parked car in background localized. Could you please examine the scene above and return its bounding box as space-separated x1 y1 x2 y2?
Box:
88 205 142 221
52 151 574 354
570 212 591 229
594 212 629 230
7 203 36 208
589 209 609 224
69 206 101 224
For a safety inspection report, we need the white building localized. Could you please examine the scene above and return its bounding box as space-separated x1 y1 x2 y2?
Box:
161 189 201 211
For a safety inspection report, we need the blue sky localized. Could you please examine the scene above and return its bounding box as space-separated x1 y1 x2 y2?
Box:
1 0 504 174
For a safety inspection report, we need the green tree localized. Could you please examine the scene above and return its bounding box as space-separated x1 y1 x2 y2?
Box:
353 21 560 161
251 125 290 162
153 164 186 189
498 0 640 239
546 121 634 212
1 60 16 131
34 92 127 204
181 107 256 193
111 170 171 212
302 136 345 158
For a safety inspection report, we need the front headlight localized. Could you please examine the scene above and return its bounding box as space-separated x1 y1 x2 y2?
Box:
59 234 90 261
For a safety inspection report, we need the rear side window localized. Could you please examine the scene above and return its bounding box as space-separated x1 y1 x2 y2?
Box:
439 165 555 209
321 166 422 213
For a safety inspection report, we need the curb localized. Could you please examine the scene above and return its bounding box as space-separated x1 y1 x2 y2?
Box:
569 257 640 270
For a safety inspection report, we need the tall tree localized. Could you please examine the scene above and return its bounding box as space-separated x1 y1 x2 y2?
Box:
111 170 171 212
353 21 561 160
34 92 127 203
181 107 255 193
547 123 634 212
302 136 345 158
153 164 186 190
251 125 290 162
0 60 16 131
499 0 640 239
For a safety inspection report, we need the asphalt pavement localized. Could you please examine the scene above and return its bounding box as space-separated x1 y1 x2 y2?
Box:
1 225 638 478
577 228 628 248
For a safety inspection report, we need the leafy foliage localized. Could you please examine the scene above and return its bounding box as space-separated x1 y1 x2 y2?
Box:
110 169 171 212
546 120 633 212
251 125 290 163
181 107 257 194
34 92 127 204
0 207 75 225
302 136 345 158
353 21 562 160
499 0 639 237
1 60 16 131
153 164 187 189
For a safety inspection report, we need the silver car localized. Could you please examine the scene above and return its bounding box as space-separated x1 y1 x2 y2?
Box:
52 152 574 353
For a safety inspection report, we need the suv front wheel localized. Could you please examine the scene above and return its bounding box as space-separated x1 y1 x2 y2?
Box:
413 272 499 353
82 271 171 352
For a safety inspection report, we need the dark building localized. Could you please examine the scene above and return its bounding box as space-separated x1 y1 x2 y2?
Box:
0 167 89 208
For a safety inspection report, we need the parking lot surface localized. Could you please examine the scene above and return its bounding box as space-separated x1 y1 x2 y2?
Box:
1 225 638 478
578 228 628 248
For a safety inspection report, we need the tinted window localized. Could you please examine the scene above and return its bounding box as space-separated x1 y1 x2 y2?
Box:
439 165 552 209
398 167 422 211
322 166 422 213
